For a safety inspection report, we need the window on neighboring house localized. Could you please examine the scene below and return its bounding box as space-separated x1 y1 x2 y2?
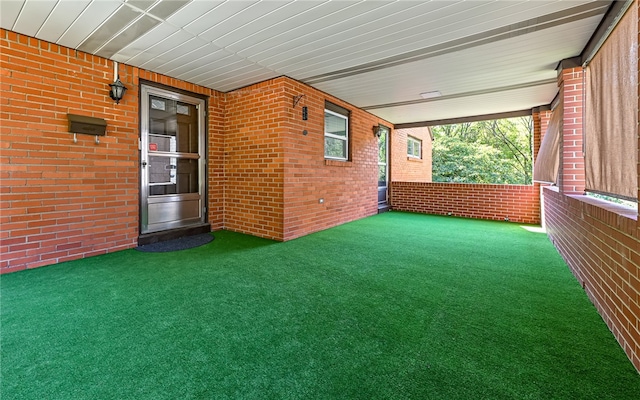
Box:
407 136 422 159
324 102 349 160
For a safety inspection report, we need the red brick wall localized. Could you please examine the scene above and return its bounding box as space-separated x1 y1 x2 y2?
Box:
559 67 585 194
223 79 287 240
540 3 640 372
532 109 552 160
281 78 387 240
390 182 541 224
543 188 639 371
224 77 390 241
0 29 393 270
0 29 224 272
391 127 432 182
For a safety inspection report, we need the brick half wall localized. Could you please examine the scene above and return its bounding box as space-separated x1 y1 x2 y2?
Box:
543 187 640 372
390 182 540 224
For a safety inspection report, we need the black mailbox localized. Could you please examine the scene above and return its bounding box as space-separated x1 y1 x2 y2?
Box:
67 114 107 136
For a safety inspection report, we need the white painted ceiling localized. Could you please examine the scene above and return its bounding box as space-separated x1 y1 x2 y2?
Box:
0 0 612 125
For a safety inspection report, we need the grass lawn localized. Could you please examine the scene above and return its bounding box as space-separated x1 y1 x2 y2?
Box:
2 211 639 399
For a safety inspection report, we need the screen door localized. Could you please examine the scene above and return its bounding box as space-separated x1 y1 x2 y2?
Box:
140 85 206 234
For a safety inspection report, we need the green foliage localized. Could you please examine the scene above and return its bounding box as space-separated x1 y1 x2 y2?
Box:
432 117 533 184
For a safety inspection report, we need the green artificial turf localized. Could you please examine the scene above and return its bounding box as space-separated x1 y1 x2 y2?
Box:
2 212 639 399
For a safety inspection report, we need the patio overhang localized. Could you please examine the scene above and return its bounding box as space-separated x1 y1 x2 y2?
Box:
0 0 619 125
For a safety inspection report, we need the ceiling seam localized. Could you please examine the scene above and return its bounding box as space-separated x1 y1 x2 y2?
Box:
302 2 608 85
362 78 558 111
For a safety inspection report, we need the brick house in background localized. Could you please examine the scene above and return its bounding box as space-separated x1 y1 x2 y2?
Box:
392 127 433 183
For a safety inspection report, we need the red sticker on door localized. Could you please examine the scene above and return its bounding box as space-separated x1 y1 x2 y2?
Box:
149 143 158 151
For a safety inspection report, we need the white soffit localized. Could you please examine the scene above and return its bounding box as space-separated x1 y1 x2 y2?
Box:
0 0 612 124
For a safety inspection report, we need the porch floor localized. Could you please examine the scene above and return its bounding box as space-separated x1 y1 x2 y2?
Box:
2 212 639 399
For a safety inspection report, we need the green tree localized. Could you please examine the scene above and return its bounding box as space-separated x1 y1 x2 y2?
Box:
431 117 532 184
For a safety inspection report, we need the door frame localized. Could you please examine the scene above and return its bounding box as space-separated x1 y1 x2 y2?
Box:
139 83 208 236
378 124 391 206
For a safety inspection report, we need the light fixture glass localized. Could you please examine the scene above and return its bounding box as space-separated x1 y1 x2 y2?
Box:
109 78 127 104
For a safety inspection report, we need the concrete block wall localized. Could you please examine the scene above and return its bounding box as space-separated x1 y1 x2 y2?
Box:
0 30 224 272
390 182 541 224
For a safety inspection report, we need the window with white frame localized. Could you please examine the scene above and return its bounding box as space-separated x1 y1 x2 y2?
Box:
324 103 349 160
407 136 422 159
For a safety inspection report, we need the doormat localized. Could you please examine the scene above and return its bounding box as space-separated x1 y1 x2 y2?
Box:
135 233 214 253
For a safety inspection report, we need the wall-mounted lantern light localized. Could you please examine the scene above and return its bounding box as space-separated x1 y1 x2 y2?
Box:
109 61 127 104
373 125 382 138
109 77 127 104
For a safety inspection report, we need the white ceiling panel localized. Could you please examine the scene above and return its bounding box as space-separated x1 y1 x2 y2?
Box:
126 29 205 66
112 22 179 62
0 0 616 124
291 2 607 80
35 1 91 42
353 20 596 96
205 63 274 84
372 82 559 124
256 0 573 76
181 1 257 36
57 1 122 49
138 36 209 70
146 0 189 19
0 1 24 31
164 44 228 76
206 70 281 93
217 1 325 50
260 1 433 70
11 0 56 37
172 52 242 82
199 1 288 43
78 5 142 54
311 12 602 123
96 14 160 59
241 1 393 62
229 1 344 55
153 45 227 75
165 0 221 26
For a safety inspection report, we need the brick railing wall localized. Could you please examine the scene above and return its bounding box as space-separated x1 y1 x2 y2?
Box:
543 187 639 372
391 182 540 224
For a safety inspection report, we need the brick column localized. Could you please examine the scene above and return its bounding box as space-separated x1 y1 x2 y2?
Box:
558 62 585 195
532 106 552 227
